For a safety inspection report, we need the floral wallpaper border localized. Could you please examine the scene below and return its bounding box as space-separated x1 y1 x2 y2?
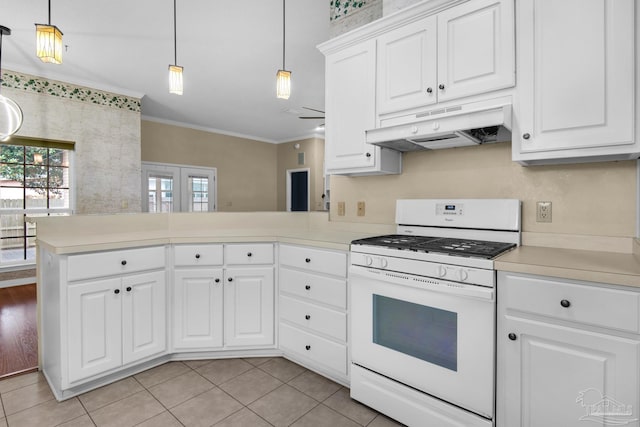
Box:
1 70 141 113
330 0 368 21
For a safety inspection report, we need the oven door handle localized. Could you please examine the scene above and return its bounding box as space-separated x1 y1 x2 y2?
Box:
349 265 494 301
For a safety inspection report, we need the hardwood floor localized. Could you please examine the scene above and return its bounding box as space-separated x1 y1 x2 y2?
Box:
0 284 38 378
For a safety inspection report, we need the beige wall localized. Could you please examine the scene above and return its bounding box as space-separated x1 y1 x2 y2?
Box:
141 120 278 211
276 138 326 211
3 71 142 214
329 142 637 238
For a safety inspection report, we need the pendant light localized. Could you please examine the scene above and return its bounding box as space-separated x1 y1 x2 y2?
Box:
0 26 24 142
35 0 63 64
169 0 183 95
276 0 291 99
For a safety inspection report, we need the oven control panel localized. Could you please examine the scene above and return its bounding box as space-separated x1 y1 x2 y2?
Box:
436 203 463 216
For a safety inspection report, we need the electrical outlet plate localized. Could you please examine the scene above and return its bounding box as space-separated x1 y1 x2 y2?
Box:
337 201 345 216
357 201 365 216
536 201 552 223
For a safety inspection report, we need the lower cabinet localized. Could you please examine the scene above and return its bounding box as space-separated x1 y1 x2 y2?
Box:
497 271 640 427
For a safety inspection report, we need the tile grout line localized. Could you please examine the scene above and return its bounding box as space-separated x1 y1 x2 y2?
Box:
130 369 186 427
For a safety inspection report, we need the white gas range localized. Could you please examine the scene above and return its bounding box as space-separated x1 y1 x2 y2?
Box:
349 199 521 427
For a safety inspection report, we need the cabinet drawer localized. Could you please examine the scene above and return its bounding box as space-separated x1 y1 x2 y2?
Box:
279 245 347 277
501 272 640 333
225 244 274 265
280 323 347 375
174 244 223 266
279 268 347 309
68 246 165 282
280 295 346 341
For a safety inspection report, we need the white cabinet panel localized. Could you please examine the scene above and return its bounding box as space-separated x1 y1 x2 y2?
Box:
68 246 165 282
280 323 347 375
225 243 274 265
279 268 347 309
279 244 347 278
279 295 347 341
174 244 223 267
173 269 224 349
67 278 122 384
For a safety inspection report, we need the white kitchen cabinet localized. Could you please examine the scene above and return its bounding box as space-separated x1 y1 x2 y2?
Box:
513 0 639 165
278 244 349 383
224 266 274 347
497 271 640 427
62 247 167 387
377 0 514 115
323 39 401 176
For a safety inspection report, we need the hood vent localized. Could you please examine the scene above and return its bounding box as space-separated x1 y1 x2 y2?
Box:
366 101 512 152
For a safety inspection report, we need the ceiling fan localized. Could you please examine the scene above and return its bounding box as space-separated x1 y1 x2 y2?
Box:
299 107 325 128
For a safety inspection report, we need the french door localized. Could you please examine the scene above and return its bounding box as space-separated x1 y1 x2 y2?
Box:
142 162 216 212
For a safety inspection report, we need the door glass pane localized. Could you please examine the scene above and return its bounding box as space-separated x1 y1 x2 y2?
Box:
188 176 208 212
148 175 174 213
372 294 458 371
0 214 25 263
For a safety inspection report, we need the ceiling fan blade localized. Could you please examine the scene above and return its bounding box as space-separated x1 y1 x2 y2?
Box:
302 106 325 114
299 116 325 119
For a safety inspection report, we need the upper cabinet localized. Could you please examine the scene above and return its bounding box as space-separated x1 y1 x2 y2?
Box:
513 0 639 165
324 40 402 176
377 0 515 115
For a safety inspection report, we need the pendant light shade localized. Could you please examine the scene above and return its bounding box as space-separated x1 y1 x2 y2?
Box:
169 65 183 95
35 1 63 64
169 0 183 95
0 26 23 141
276 69 291 100
276 0 291 99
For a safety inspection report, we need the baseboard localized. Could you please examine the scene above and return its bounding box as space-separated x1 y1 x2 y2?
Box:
0 277 36 289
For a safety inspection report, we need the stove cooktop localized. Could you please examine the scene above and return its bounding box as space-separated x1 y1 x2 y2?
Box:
351 234 516 259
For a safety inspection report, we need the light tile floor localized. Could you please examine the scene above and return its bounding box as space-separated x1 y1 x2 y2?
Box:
0 357 405 427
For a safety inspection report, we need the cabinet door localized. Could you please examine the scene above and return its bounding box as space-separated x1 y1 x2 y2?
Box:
437 0 515 103
67 277 122 384
498 316 640 427
224 267 274 347
325 40 399 175
377 16 437 114
513 0 636 163
122 271 166 364
173 269 224 349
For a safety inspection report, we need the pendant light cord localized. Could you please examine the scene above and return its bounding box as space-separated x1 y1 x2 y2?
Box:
173 0 177 65
282 0 286 70
48 0 52 25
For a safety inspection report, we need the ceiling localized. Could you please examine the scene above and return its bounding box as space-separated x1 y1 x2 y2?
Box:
1 0 330 143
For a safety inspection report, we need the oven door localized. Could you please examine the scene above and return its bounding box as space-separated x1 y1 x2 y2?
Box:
350 264 495 419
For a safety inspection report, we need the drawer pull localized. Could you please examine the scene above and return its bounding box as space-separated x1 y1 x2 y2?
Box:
228 277 233 282
114 289 120 295
305 258 311 263
214 278 220 283
560 299 571 308
195 254 200 259
126 286 132 292
305 345 311 351
247 252 252 257
305 314 311 320
121 260 127 266
305 285 311 290
508 333 517 341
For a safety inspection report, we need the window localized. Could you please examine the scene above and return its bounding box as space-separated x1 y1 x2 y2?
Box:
141 163 216 212
0 140 74 265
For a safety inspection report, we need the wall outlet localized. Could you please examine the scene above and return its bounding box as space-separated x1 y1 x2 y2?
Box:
337 201 345 216
536 201 552 223
357 201 365 216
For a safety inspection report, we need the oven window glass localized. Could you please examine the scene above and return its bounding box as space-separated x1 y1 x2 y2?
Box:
372 295 457 371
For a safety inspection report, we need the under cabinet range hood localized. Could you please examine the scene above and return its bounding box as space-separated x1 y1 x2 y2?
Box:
366 100 513 152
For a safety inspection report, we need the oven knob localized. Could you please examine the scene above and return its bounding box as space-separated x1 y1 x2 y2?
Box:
438 265 447 278
378 258 388 269
364 256 373 266
458 269 469 281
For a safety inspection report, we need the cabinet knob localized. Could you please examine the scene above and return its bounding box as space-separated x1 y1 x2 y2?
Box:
228 277 233 282
247 252 252 257
305 285 311 290
114 289 120 294
121 260 127 266
305 345 311 351
305 314 311 320
560 299 571 308
126 286 132 292
195 254 200 259
426 87 433 94
305 258 311 263
438 84 445 90
214 278 220 283
365 152 371 158
522 133 531 140
508 333 517 341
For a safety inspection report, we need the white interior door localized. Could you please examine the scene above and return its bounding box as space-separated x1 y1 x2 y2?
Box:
180 167 216 212
142 162 216 212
